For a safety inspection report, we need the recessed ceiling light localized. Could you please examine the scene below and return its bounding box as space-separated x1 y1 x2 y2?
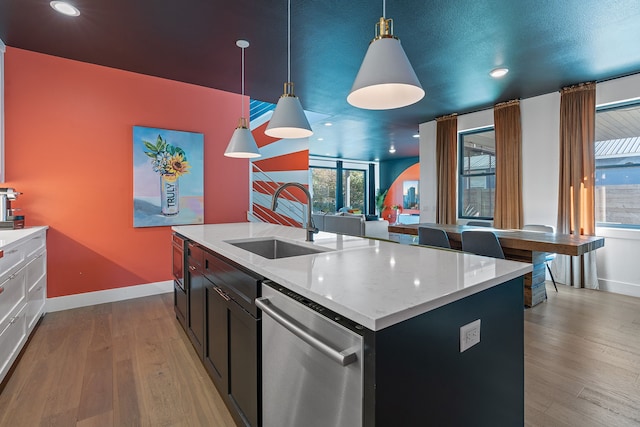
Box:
50 1 80 16
317 137 324 141
490 68 509 78
389 145 396 154
413 134 420 138
324 122 333 126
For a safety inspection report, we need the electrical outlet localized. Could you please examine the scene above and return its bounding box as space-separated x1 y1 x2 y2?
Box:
460 319 481 352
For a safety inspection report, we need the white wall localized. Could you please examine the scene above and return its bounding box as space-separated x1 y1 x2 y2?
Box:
419 121 436 222
419 72 640 298
521 93 560 226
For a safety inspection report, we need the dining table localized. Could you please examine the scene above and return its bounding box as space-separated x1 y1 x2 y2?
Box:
388 223 605 307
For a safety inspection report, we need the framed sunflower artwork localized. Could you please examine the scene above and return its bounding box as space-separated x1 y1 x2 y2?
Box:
133 126 204 227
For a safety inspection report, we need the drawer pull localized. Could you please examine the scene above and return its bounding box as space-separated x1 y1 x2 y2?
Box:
35 286 43 292
6 249 18 255
215 286 231 301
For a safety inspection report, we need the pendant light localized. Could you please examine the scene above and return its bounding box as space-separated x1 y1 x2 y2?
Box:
347 0 424 110
264 0 313 139
225 40 261 158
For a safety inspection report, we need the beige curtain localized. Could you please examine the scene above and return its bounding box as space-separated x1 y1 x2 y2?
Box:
557 82 598 288
436 114 458 224
493 100 523 229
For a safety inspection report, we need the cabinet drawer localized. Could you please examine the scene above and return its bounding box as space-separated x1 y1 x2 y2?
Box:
26 251 46 292
187 242 204 264
0 246 25 282
0 265 27 330
22 231 46 260
26 274 46 332
203 251 261 317
0 303 28 384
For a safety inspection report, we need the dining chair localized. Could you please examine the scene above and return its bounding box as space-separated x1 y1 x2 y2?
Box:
466 221 492 227
522 224 558 292
418 226 451 249
461 230 505 259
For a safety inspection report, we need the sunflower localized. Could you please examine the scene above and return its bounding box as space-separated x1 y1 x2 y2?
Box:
168 153 190 177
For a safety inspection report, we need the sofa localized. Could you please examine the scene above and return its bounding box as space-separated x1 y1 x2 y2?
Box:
311 212 389 240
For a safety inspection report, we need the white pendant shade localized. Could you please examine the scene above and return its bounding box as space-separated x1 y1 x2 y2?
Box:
266 0 313 140
224 40 261 158
224 119 261 158
348 37 424 110
264 94 313 138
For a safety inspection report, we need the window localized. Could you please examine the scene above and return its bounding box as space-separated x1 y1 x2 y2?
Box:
310 167 337 213
458 128 496 219
310 160 372 214
342 169 365 212
595 102 640 228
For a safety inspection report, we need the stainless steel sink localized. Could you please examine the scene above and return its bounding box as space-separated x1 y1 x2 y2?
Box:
226 237 331 259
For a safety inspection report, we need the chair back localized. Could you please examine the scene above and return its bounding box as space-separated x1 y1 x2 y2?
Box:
522 224 555 233
466 221 492 227
418 226 451 249
523 224 556 261
461 230 505 259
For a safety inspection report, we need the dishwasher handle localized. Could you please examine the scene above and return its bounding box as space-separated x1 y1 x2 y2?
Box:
256 297 358 367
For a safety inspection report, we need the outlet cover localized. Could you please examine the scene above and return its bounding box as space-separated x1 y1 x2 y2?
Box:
460 319 481 352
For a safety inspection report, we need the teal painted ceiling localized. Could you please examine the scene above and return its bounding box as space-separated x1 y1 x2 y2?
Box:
2 0 640 161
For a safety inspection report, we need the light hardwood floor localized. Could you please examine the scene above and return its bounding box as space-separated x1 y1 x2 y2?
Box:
0 293 236 427
1 285 639 426
524 286 640 426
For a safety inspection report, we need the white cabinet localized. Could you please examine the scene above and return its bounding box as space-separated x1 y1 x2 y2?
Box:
25 251 46 332
0 227 47 385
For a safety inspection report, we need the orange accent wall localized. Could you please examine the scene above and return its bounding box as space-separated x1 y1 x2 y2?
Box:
252 150 310 172
383 163 420 222
4 47 250 298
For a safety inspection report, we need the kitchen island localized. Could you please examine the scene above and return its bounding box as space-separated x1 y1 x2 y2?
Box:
173 222 531 427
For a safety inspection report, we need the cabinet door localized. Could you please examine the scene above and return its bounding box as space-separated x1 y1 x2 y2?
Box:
174 281 187 331
187 246 205 359
25 251 46 332
0 265 27 328
204 284 228 392
228 298 259 427
0 304 27 385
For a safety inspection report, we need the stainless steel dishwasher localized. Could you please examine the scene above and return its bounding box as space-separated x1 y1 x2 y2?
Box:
256 281 364 427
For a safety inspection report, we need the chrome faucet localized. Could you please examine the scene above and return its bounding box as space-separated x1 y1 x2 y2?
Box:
271 182 319 242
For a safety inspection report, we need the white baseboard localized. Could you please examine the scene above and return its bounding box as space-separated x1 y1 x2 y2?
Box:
46 280 174 312
598 278 640 298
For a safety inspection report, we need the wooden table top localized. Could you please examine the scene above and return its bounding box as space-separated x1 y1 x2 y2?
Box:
388 223 604 256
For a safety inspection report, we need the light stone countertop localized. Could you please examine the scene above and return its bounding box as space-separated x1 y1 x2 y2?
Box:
0 226 48 250
173 222 532 331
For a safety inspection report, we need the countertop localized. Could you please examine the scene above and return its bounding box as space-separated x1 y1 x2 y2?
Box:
173 223 532 331
0 226 48 250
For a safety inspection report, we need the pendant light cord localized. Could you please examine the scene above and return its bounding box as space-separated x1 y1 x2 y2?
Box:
287 0 291 83
241 45 245 118
382 0 386 17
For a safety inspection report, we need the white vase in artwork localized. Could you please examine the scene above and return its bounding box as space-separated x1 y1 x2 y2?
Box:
160 174 179 216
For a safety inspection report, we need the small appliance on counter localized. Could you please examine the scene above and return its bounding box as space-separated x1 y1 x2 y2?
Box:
0 188 25 229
